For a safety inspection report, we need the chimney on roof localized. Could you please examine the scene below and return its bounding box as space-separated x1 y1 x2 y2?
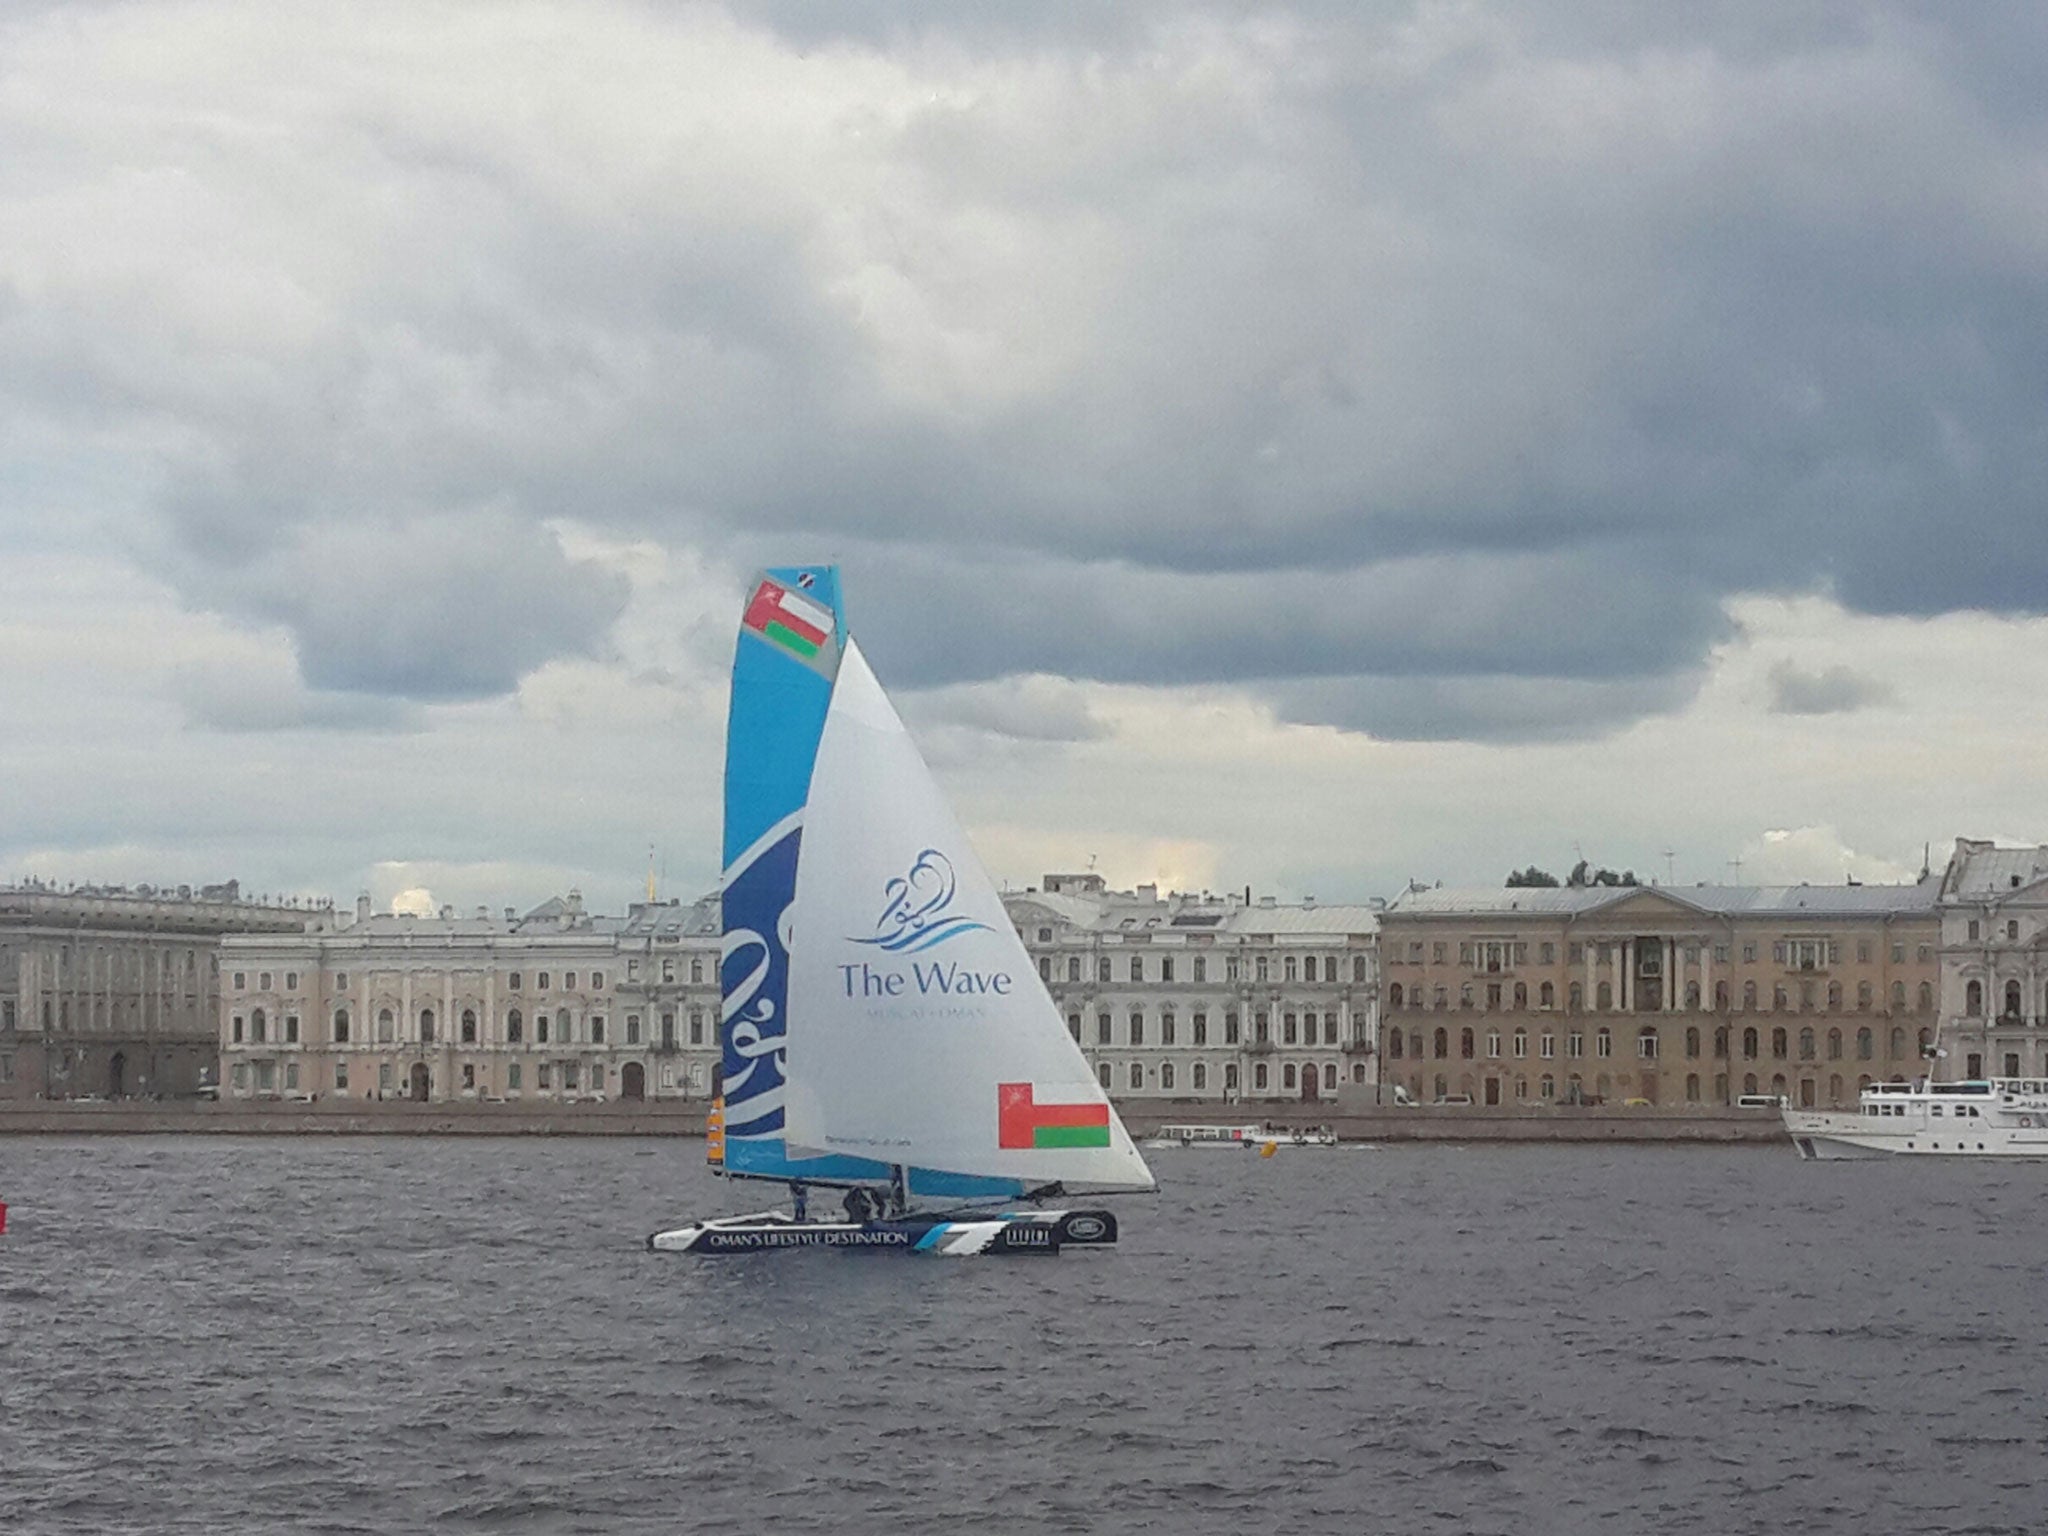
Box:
440 904 454 919
565 889 584 917
505 907 516 922
476 906 489 920
356 892 371 923
1303 894 1316 909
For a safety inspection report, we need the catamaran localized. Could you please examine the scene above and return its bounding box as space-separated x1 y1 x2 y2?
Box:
648 567 1155 1256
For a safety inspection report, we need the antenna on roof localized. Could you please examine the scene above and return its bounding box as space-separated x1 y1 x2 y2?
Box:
1663 849 1676 885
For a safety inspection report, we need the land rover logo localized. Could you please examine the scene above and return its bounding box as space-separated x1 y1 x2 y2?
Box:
1064 1215 1108 1242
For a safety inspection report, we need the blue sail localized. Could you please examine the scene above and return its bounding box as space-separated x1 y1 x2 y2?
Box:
718 566 1024 1199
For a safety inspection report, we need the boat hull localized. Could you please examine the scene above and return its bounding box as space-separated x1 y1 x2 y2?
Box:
647 1208 1119 1256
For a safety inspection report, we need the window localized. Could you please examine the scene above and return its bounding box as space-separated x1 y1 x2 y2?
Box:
1283 1013 1298 1046
563 1064 579 1091
334 1061 349 1092
661 1012 675 1049
1130 957 1144 982
333 1010 350 1044
1192 1013 1207 1046
419 1009 435 1044
1097 957 1112 983
1540 1033 1555 1059
509 972 522 991
1856 1027 1873 1060
1966 980 1984 1017
1433 1027 1449 1058
1254 1062 1269 1091
461 1009 477 1044
1486 1032 1501 1058
1460 1027 1475 1059
1097 1062 1112 1089
1128 1062 1143 1090
626 1014 641 1045
1798 1028 1814 1061
1160 958 1175 983
1596 1028 1612 1058
285 1014 299 1044
377 1008 394 1043
1193 1063 1207 1091
1684 1027 1699 1058
508 1063 523 1091
1827 1028 1842 1060
1567 1032 1584 1059
507 1008 523 1044
1224 1012 1240 1045
1388 1029 1405 1059
591 1016 606 1045
538 972 550 990
1129 1011 1145 1046
1161 1012 1176 1046
1390 983 1405 1009
1968 920 1981 941
1067 957 1082 982
661 959 675 983
1512 1030 1527 1059
1284 956 1298 982
1771 1027 1788 1059
1224 1063 1239 1092
691 958 705 984
538 1064 552 1090
1067 1014 1081 1042
592 971 604 991
1569 982 1583 1011
537 1014 550 1045
231 1014 244 1044
2010 920 2021 941
233 973 245 990
1039 957 1052 983
1193 957 1208 983
1097 1014 1112 1045
285 972 298 991
461 1063 475 1091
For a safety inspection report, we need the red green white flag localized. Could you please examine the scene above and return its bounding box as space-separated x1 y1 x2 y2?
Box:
742 578 836 661
998 1082 1111 1150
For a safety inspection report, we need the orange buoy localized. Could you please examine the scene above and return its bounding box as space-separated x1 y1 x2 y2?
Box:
1259 1141 1278 1158
0 1200 8 1234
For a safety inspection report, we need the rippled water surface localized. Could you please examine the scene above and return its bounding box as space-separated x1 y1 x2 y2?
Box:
3 1136 2046 1534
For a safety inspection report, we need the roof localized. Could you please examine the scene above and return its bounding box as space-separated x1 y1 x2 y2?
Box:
1387 881 1939 921
1001 888 1377 939
1941 841 2048 902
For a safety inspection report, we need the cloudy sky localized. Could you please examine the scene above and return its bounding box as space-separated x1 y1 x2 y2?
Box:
5 0 2047 916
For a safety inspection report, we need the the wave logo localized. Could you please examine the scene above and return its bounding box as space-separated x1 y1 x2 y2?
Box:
851 849 993 954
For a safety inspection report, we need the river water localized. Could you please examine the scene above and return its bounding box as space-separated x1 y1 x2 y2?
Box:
1 1136 2043 1535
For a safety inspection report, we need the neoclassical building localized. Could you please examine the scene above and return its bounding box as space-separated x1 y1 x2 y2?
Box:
1002 874 1381 1104
1 880 314 1100
1934 838 2048 1080
1377 881 1942 1108
219 892 722 1104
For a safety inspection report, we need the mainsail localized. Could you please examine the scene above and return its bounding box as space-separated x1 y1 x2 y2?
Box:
783 640 1154 1195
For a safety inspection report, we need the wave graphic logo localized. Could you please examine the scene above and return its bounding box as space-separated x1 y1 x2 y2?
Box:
851 849 994 955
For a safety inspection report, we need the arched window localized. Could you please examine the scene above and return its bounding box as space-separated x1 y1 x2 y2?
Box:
1433 1027 1448 1058
1459 1027 1475 1059
1389 983 1404 1009
1798 1028 1815 1060
1097 1061 1111 1089
1596 1027 1612 1058
1741 1027 1759 1060
1685 981 1700 1008
1324 1063 1337 1091
1918 1026 1932 1054
1856 1027 1873 1060
1743 1073 1759 1095
1891 980 1905 1010
1684 1027 1700 1059
1743 981 1757 1010
1539 1074 1555 1099
1067 956 1081 982
377 1008 394 1042
1254 1062 1269 1091
1966 980 1984 1016
1890 1027 1905 1058
1827 1028 1842 1060
1596 981 1612 1011
1637 1027 1658 1059
1354 956 1368 982
1513 982 1528 1009
1128 1062 1143 1090
1714 1025 1729 1059
1715 981 1729 1010
2005 980 2024 1018
1773 985 1788 1010
1918 982 1932 1013
1160 1062 1175 1091
507 1008 524 1044
1192 1062 1207 1091
557 1008 572 1042
250 1008 267 1044
1282 1013 1297 1046
1826 983 1841 1010
1568 982 1583 1011
1771 1027 1788 1058
1130 1010 1146 1046
460 1008 477 1044
1283 1064 1297 1090
1685 1074 1700 1103
333 1009 350 1043
1540 981 1555 1009
1409 1031 1422 1060
1388 1029 1405 1059
1857 982 1871 1010
1224 1063 1239 1092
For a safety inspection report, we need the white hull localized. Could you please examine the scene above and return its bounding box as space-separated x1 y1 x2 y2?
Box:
1143 1123 1340 1150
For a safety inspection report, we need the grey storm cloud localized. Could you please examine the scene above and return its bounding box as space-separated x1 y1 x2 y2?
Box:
7 2 2048 737
1767 659 1893 717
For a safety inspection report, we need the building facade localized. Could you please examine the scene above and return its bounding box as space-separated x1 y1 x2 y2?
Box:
219 892 722 1104
1378 882 1941 1108
1003 874 1381 1105
0 881 315 1100
1934 839 2048 1081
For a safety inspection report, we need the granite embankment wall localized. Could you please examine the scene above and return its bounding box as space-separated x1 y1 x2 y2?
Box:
0 1100 1789 1143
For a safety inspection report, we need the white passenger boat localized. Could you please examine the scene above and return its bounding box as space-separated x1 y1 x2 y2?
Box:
1143 1122 1341 1149
1783 1078 2048 1159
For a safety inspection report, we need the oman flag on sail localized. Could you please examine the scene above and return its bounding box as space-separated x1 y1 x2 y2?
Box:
998 1082 1111 1150
742 577 836 663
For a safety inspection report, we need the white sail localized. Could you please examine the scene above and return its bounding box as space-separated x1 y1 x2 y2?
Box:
783 641 1155 1194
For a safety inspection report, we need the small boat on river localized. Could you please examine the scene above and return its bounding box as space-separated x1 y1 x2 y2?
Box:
1143 1122 1341 1150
